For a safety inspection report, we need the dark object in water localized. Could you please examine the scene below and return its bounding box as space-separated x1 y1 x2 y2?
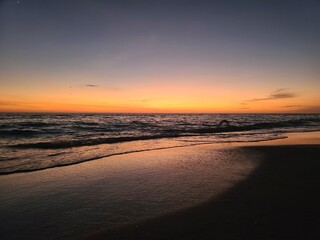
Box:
217 120 231 128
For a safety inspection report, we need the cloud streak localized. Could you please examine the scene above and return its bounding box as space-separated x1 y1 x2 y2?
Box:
84 84 99 87
281 105 301 108
246 89 297 103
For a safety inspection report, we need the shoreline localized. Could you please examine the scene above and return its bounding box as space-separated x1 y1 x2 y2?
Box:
1 132 319 240
2 131 320 176
88 133 320 240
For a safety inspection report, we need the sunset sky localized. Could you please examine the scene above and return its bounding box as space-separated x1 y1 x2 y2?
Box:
0 0 319 113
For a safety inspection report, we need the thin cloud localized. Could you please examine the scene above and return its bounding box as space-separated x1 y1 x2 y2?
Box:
270 92 296 99
246 89 297 103
84 84 99 87
273 88 289 93
281 105 301 108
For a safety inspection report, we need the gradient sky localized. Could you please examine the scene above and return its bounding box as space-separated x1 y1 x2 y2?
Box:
1 0 319 113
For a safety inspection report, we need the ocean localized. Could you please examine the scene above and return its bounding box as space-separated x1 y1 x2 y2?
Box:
1 113 320 175
1 113 320 240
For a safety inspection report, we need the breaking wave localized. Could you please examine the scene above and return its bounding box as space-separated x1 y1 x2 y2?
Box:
0 113 319 175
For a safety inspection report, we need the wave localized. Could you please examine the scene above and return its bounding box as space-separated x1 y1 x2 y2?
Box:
9 135 180 149
0 129 45 137
7 118 320 149
0 143 203 175
189 118 320 134
0 134 289 175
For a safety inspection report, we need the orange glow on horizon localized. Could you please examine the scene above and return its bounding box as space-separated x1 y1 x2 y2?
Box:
1 94 318 114
1 72 320 113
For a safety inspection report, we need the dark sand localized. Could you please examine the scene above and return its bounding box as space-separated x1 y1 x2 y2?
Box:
89 144 320 240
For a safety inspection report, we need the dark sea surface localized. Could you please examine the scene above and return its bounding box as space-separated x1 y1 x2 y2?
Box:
0 113 320 174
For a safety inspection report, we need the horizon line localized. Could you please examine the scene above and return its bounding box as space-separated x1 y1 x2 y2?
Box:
0 111 319 115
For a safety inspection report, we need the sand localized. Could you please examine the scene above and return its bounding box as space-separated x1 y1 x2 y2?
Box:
89 134 320 240
0 140 259 240
1 132 320 240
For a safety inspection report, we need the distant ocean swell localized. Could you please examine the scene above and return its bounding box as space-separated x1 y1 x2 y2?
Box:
6 117 320 149
0 113 319 175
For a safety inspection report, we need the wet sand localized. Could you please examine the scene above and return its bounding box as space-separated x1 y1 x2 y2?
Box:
0 140 259 240
1 132 320 240
89 135 320 240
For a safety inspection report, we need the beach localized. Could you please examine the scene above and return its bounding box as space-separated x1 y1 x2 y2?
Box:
1 132 320 240
90 132 320 240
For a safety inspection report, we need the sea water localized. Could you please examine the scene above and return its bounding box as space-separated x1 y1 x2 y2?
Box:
1 113 320 174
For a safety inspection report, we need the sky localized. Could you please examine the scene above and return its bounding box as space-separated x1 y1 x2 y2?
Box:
0 0 319 113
